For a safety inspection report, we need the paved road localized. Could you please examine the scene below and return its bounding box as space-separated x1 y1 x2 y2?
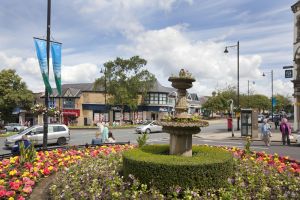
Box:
1 121 299 161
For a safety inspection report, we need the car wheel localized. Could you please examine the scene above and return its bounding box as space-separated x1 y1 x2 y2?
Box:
57 137 66 145
145 129 151 134
13 128 18 132
4 128 7 132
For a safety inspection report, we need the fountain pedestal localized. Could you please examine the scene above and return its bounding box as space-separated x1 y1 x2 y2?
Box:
170 134 192 156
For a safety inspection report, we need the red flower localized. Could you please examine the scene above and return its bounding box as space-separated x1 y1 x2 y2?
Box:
0 190 6 197
43 168 51 176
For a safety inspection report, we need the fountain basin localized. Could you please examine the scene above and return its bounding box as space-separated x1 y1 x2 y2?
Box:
168 77 195 90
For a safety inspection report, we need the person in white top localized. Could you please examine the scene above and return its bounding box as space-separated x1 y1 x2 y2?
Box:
105 131 116 143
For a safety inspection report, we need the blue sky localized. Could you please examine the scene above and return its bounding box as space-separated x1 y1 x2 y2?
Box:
0 0 296 98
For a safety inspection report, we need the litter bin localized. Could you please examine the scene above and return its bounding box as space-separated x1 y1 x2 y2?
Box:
227 117 232 131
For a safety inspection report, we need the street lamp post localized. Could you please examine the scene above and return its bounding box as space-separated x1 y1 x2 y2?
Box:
224 41 240 130
100 67 107 105
247 80 255 107
263 70 274 122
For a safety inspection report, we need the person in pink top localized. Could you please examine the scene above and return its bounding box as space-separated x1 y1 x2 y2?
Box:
279 118 291 146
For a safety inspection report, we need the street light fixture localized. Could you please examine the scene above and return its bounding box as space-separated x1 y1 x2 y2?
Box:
100 67 107 105
262 70 274 122
224 41 240 130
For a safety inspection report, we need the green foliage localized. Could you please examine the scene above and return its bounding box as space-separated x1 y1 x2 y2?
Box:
123 145 234 191
93 56 156 111
19 142 36 165
244 136 251 154
0 69 34 123
136 133 149 147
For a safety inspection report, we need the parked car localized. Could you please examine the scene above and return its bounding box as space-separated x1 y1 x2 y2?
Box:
4 123 28 132
295 134 300 145
5 124 70 148
136 121 162 134
258 114 265 123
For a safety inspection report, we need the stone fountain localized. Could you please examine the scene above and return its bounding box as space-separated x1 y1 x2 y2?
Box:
161 69 208 157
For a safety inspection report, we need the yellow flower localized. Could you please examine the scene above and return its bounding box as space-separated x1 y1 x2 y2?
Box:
0 179 5 185
8 197 14 200
33 167 39 172
22 171 30 177
48 166 53 171
9 169 17 176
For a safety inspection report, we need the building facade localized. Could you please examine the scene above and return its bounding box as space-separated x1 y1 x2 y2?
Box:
292 1 300 131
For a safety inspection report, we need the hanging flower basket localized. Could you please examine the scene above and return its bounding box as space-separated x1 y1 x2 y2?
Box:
31 104 61 117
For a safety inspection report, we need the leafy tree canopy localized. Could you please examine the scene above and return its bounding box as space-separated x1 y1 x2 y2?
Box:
0 69 34 123
94 56 156 110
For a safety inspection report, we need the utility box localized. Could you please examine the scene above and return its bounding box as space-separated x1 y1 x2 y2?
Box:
241 109 258 138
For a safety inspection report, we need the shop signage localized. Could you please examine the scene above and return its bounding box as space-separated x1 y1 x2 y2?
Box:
159 107 168 112
62 109 80 117
111 106 121 111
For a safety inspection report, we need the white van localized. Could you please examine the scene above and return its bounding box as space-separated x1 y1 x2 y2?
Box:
5 124 70 148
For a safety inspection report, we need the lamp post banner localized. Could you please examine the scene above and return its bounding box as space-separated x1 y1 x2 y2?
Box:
51 42 62 95
34 38 53 94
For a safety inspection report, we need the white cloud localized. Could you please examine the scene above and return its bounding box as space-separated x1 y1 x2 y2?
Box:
121 25 263 96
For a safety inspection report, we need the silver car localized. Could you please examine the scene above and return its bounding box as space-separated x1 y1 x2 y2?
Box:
5 124 70 148
136 121 163 134
4 123 28 132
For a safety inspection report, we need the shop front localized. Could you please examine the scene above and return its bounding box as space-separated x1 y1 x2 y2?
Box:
62 109 80 126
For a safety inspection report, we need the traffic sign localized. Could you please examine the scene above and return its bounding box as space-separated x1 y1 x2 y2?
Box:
285 69 293 78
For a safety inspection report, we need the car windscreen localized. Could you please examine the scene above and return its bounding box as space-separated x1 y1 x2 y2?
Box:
18 126 36 134
142 121 151 125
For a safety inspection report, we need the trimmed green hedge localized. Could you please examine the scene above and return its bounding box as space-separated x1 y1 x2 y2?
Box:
123 145 234 191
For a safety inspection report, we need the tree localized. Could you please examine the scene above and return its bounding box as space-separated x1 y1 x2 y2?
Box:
273 95 292 113
94 56 156 121
0 69 34 123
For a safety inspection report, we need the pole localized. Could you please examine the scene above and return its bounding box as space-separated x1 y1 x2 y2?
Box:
237 41 240 130
104 67 107 105
271 70 274 122
43 0 51 150
247 80 249 107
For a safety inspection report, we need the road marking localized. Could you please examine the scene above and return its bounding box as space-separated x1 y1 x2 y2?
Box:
200 139 242 145
148 138 169 142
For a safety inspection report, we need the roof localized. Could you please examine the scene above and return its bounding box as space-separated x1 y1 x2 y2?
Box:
291 1 300 13
148 80 174 93
44 79 173 98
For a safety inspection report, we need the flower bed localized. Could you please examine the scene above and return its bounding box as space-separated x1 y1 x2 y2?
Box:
0 145 299 199
0 145 133 199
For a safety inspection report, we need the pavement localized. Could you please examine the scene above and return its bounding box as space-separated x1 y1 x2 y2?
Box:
195 119 298 143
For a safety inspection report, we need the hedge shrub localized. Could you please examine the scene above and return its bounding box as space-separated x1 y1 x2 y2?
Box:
123 145 234 191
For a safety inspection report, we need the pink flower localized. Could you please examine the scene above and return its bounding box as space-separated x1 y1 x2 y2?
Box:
22 186 32 194
17 195 26 200
5 190 15 197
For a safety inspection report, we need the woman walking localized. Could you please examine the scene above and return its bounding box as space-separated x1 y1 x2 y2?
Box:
279 118 291 146
261 119 271 146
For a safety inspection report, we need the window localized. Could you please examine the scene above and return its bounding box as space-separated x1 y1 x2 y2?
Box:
53 126 66 132
49 98 56 108
145 93 168 105
63 98 75 108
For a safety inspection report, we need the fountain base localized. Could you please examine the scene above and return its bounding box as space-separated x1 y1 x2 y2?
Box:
170 134 192 156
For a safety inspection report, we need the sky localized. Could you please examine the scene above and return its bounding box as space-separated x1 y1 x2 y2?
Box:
0 0 297 99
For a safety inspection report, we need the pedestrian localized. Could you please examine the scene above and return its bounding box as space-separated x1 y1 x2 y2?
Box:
102 124 109 143
91 131 102 145
274 116 280 130
11 135 31 155
260 118 271 146
279 118 291 145
95 120 104 135
105 131 116 143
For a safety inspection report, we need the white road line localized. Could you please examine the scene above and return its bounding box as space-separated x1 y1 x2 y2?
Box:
199 139 242 145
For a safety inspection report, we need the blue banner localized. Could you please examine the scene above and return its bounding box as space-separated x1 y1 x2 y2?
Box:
34 39 53 94
51 42 62 95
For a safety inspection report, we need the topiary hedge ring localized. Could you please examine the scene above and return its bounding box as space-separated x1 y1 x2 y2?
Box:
123 145 234 191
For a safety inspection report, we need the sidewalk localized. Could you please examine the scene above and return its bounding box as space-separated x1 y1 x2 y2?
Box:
195 120 297 143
